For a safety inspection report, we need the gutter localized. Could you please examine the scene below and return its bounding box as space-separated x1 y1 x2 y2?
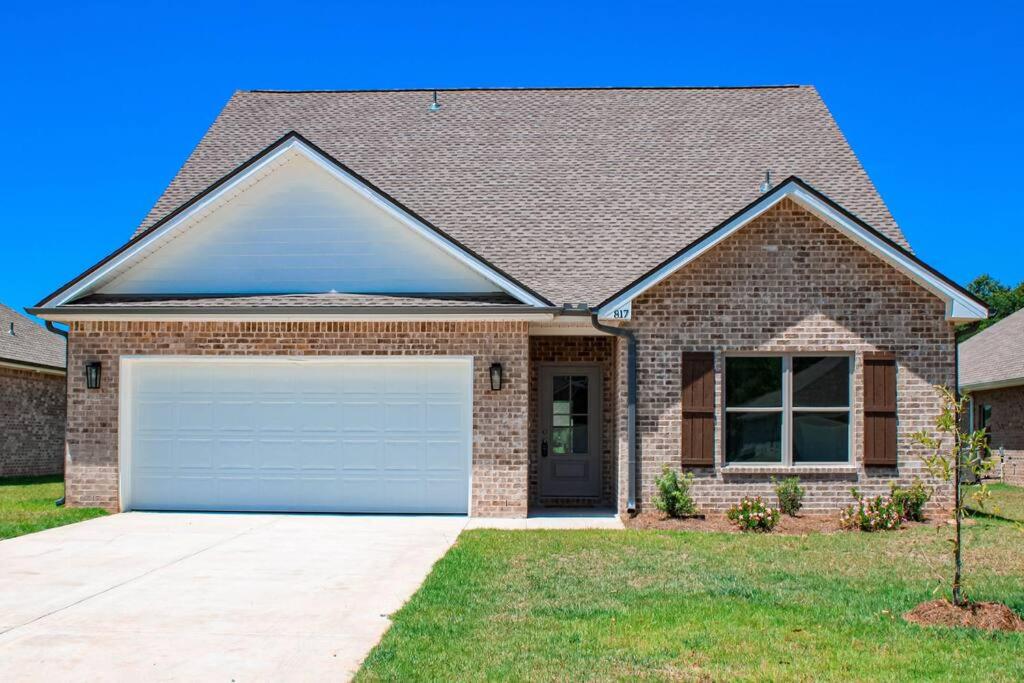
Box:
45 321 68 508
589 313 638 514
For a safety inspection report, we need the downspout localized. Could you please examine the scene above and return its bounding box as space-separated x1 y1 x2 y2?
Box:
589 313 637 514
45 321 68 507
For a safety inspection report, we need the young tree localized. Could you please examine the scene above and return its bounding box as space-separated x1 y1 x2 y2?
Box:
912 386 995 606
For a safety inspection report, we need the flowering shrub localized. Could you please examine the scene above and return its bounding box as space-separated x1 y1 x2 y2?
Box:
653 466 698 518
890 479 932 522
772 476 805 516
726 496 780 532
840 488 902 531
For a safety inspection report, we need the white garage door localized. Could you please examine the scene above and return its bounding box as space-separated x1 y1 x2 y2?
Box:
122 357 472 514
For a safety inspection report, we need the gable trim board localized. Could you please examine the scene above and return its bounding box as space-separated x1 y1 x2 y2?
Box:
596 177 987 323
36 132 552 310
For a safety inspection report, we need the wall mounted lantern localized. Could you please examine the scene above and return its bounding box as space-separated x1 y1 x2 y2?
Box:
85 362 102 390
489 362 503 391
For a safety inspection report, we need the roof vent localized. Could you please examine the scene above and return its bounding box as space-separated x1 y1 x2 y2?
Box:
759 170 773 194
428 91 441 112
8 322 14 336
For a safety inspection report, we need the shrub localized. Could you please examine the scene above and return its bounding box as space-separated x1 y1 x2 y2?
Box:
840 488 902 531
726 496 780 532
772 476 805 516
890 479 932 521
653 466 697 518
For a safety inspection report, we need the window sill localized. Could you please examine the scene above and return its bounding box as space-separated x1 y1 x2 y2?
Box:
721 464 858 475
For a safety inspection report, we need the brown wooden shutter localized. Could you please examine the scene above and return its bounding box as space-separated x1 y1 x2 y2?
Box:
863 352 897 466
681 352 715 467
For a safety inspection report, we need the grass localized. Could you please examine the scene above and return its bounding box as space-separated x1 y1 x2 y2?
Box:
359 518 1024 682
0 476 107 540
967 483 1024 522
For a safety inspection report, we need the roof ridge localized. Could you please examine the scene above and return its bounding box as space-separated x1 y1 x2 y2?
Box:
240 85 808 94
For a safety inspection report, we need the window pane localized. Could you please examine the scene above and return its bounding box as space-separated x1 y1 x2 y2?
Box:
726 357 782 407
571 377 588 414
572 425 588 453
725 412 782 463
793 412 850 462
793 356 849 407
551 427 570 455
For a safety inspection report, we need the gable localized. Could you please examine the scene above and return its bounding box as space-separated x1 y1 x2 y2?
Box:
597 178 987 323
40 134 549 308
98 152 498 296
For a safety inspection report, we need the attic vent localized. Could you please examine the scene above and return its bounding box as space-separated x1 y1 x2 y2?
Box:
428 90 441 112
8 322 14 335
759 170 773 194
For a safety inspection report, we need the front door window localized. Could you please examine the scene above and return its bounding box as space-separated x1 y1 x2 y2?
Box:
551 375 588 455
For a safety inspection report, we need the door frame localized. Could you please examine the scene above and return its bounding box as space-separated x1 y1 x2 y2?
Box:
536 362 603 499
117 355 475 514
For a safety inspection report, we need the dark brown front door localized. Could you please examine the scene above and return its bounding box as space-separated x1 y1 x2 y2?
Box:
538 365 602 498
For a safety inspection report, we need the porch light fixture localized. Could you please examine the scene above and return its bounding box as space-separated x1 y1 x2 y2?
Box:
85 362 101 390
489 362 503 391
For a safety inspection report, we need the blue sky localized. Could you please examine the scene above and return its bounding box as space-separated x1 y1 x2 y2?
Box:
1 1 1021 314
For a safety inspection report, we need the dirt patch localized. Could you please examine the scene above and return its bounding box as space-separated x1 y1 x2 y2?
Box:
625 513 941 535
904 599 1024 632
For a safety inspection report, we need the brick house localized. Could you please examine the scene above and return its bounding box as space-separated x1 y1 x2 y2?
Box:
960 308 1024 485
30 87 986 516
1 302 66 477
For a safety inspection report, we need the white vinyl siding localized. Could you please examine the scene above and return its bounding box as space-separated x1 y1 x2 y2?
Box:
99 154 499 296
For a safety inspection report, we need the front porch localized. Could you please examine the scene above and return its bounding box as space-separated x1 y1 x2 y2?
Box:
528 332 620 513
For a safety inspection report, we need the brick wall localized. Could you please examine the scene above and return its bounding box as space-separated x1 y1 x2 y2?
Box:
971 385 1024 485
65 320 529 516
529 336 616 508
621 199 956 513
0 365 66 477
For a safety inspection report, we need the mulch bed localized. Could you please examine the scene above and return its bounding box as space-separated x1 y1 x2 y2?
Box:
904 599 1024 632
625 512 941 535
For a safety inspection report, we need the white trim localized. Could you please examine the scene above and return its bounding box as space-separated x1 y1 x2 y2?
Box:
44 137 547 309
597 181 987 323
0 359 65 376
117 354 475 515
960 377 1024 393
36 312 557 323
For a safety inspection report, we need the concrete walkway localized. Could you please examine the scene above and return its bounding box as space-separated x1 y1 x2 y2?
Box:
0 510 622 681
0 512 465 681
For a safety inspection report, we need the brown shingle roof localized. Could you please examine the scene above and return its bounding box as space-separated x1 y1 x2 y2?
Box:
0 303 65 369
130 86 903 306
959 308 1024 389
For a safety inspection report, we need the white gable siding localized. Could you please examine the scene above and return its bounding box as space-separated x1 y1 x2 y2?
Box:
99 154 499 295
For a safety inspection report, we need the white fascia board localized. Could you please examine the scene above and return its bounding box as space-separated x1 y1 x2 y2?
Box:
0 359 66 376
43 137 547 308
959 377 1024 393
597 182 987 323
33 311 557 323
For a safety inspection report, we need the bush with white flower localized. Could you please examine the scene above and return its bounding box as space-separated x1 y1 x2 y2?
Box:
726 496 780 532
839 488 902 532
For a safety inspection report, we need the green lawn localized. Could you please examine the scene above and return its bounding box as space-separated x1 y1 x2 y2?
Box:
359 519 1024 681
967 483 1024 522
0 476 107 540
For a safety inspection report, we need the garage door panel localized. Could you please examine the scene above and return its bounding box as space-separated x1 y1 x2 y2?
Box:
126 358 470 513
384 440 425 471
426 403 463 432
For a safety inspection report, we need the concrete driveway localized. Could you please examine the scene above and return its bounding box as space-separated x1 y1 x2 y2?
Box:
0 512 466 681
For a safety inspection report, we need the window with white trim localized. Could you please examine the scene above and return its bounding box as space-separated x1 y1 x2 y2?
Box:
724 355 852 465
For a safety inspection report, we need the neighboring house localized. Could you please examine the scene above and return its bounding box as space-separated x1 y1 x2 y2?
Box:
0 303 66 477
29 87 986 516
959 308 1024 485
